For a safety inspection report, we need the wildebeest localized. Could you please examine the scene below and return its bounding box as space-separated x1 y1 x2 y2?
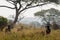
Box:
45 22 51 34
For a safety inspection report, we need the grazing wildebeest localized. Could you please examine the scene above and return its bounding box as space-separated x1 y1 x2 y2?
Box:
7 25 11 31
5 25 12 32
46 22 51 34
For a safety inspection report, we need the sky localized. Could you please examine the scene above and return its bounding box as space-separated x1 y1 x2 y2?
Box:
0 0 41 18
0 0 60 18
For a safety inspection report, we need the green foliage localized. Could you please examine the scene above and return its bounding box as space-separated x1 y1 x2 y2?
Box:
44 0 59 4
48 0 58 4
34 8 60 16
18 0 59 4
7 0 43 3
0 16 8 31
34 10 47 16
0 16 8 27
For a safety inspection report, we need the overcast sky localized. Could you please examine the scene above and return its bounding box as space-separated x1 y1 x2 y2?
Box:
0 0 60 19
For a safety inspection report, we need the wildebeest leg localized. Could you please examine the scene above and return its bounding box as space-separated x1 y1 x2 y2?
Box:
46 28 51 34
7 25 11 32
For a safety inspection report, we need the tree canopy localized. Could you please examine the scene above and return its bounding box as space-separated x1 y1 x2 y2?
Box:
34 8 60 16
44 0 59 4
34 8 60 23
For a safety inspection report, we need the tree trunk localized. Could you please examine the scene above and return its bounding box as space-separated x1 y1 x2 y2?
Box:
7 14 19 32
7 5 19 32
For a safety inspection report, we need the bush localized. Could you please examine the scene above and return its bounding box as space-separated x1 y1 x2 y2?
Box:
0 16 8 31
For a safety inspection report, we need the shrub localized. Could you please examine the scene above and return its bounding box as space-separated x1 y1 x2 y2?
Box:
0 16 8 31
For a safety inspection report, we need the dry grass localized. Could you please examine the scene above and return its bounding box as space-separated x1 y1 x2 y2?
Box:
0 28 60 40
0 24 60 40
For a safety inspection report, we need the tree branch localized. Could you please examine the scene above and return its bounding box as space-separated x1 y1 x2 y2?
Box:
6 0 16 5
7 1 15 5
18 3 22 10
0 5 15 9
26 2 50 9
18 2 50 14
26 0 34 6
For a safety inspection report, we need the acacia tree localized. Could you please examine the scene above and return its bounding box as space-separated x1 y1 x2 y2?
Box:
0 0 59 31
34 8 60 34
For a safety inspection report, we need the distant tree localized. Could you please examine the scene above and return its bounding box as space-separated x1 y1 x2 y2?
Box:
0 16 8 31
0 0 59 31
34 8 60 24
34 8 60 34
34 10 51 34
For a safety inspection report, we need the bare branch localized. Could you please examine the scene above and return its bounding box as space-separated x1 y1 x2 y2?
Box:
18 3 22 10
0 5 15 9
7 1 15 5
26 2 50 9
26 0 34 6
18 2 50 14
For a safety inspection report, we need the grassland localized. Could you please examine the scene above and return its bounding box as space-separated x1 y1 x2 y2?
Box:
0 28 60 40
0 23 59 40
